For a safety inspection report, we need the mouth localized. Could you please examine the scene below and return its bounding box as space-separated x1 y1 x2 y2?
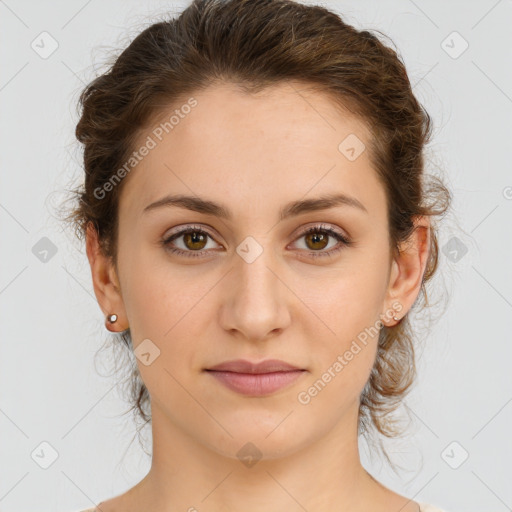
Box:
204 359 307 396
205 369 306 396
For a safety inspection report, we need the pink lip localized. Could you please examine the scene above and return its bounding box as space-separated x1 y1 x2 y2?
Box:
205 359 306 396
206 358 302 373
207 370 305 396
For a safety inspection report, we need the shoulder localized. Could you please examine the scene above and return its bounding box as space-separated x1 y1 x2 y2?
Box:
418 502 451 512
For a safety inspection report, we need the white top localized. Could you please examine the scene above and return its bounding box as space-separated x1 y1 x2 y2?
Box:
76 502 449 512
418 503 449 512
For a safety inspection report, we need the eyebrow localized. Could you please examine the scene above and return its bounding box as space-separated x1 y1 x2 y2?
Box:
143 192 368 220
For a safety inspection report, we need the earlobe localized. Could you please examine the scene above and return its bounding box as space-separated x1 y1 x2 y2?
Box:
85 223 128 331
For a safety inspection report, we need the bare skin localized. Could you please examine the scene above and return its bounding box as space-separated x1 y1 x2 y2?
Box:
86 80 429 512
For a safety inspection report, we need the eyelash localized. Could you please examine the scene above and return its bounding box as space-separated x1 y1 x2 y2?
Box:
161 223 352 260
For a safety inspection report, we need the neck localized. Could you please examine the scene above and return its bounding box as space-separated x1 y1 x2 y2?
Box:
130 403 391 512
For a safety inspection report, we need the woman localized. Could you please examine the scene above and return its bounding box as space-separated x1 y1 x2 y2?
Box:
66 0 452 510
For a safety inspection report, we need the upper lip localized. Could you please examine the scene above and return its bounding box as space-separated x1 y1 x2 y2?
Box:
206 359 304 374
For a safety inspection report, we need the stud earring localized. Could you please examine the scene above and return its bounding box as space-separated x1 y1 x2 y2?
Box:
107 313 118 323
393 314 401 322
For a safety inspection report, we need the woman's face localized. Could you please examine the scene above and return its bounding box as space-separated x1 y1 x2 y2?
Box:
93 81 411 460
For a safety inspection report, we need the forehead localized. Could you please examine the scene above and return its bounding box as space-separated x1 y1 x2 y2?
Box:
118 81 385 222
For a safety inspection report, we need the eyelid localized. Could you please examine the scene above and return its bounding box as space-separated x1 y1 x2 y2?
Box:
163 222 347 242
163 223 220 242
290 222 349 241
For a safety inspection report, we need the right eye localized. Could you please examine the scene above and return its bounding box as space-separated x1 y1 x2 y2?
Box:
161 225 222 258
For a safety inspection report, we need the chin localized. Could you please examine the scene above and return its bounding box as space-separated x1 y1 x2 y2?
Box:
199 418 314 462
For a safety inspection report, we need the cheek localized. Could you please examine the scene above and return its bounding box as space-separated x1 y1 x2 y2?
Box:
303 258 388 336
297 260 386 391
122 256 216 373
299 295 380 413
118 244 186 334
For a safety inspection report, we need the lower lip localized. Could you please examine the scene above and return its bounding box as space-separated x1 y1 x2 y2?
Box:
206 370 306 396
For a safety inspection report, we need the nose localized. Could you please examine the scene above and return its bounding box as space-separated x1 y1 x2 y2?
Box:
218 244 292 342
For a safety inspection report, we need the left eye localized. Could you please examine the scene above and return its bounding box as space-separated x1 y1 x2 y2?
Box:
162 224 351 259
292 225 350 256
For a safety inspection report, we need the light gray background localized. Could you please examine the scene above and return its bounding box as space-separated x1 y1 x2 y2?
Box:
1 1 511 511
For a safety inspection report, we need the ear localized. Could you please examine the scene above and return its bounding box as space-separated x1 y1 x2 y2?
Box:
383 215 431 325
85 223 128 332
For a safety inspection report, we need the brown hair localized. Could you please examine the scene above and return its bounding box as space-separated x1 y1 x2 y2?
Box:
63 0 451 468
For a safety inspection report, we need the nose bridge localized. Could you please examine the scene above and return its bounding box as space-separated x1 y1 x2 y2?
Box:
245 251 275 288
235 235 281 304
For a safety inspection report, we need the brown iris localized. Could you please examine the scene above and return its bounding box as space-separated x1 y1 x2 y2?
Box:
183 231 208 250
305 231 329 250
